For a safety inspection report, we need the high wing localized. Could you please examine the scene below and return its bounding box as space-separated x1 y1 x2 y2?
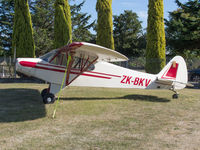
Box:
44 42 128 87
59 42 128 62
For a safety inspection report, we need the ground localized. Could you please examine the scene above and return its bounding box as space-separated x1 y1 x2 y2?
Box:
0 83 199 150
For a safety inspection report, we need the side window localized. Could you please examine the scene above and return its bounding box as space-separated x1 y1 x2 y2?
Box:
49 52 95 71
50 52 69 66
72 56 95 71
88 63 95 71
72 57 81 69
51 53 61 65
40 50 57 62
61 53 67 66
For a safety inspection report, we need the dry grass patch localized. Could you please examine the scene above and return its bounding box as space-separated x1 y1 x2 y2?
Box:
0 83 199 149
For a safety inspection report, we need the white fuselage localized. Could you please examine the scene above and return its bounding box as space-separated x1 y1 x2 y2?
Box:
16 58 171 91
15 42 188 102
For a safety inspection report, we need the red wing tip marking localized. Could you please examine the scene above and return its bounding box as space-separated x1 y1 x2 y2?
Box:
69 42 83 48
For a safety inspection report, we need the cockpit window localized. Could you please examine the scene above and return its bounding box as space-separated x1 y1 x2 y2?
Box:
45 50 96 71
40 50 57 62
72 56 95 71
72 56 82 69
48 52 68 66
51 53 62 65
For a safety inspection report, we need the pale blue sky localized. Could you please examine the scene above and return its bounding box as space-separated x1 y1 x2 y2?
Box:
70 0 188 30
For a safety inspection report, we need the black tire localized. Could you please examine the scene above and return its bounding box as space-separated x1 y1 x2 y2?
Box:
172 94 178 99
43 93 55 104
41 88 48 98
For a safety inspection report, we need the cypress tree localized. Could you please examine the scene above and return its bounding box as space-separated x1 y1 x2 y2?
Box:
12 0 35 58
145 0 166 74
54 0 72 48
96 0 114 49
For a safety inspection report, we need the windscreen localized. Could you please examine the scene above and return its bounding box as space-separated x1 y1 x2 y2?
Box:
40 50 57 62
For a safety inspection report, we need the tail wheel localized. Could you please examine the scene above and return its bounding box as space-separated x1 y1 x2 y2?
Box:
172 94 178 99
43 93 55 104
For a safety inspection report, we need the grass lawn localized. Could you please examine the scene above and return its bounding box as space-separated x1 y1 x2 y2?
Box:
0 83 199 149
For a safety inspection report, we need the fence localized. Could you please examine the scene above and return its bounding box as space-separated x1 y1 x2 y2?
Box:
0 57 16 78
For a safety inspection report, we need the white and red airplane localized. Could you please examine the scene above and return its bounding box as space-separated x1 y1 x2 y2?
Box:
16 42 189 104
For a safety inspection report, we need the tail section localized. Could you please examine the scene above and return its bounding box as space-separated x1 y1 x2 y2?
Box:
157 56 188 90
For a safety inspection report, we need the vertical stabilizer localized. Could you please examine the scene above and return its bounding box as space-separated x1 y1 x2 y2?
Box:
157 56 188 89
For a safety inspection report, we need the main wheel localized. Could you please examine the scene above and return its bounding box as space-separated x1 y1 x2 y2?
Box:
172 94 178 99
41 88 48 98
43 93 55 104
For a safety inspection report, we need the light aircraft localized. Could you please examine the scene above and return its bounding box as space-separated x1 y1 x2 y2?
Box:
16 42 189 104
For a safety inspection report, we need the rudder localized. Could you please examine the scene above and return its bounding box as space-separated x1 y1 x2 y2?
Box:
157 56 188 90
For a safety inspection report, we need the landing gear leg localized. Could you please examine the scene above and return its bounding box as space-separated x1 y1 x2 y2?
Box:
170 87 179 99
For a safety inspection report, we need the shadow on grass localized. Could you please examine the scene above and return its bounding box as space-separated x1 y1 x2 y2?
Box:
60 94 170 103
0 88 46 122
123 94 170 102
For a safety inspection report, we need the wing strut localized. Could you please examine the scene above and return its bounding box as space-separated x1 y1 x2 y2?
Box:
52 47 73 118
67 56 98 85
52 44 98 118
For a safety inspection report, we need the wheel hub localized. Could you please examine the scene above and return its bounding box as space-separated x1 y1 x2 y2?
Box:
47 97 52 103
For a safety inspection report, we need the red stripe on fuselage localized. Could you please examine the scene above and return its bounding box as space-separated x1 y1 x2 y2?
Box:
19 61 112 79
36 65 65 73
37 62 120 78
70 71 111 79
38 62 65 69
87 71 121 78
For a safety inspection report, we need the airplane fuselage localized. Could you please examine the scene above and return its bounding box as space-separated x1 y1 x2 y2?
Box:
16 58 169 91
15 42 188 104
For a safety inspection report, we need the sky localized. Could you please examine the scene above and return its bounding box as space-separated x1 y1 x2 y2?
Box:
70 0 189 31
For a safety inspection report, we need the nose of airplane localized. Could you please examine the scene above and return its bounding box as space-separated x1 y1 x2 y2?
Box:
15 58 37 77
16 58 21 72
16 58 37 68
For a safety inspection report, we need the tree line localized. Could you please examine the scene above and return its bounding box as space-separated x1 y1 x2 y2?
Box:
0 0 199 73
0 0 145 57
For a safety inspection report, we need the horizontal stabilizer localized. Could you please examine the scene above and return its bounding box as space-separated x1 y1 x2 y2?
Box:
155 78 173 86
186 83 194 87
156 78 190 86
